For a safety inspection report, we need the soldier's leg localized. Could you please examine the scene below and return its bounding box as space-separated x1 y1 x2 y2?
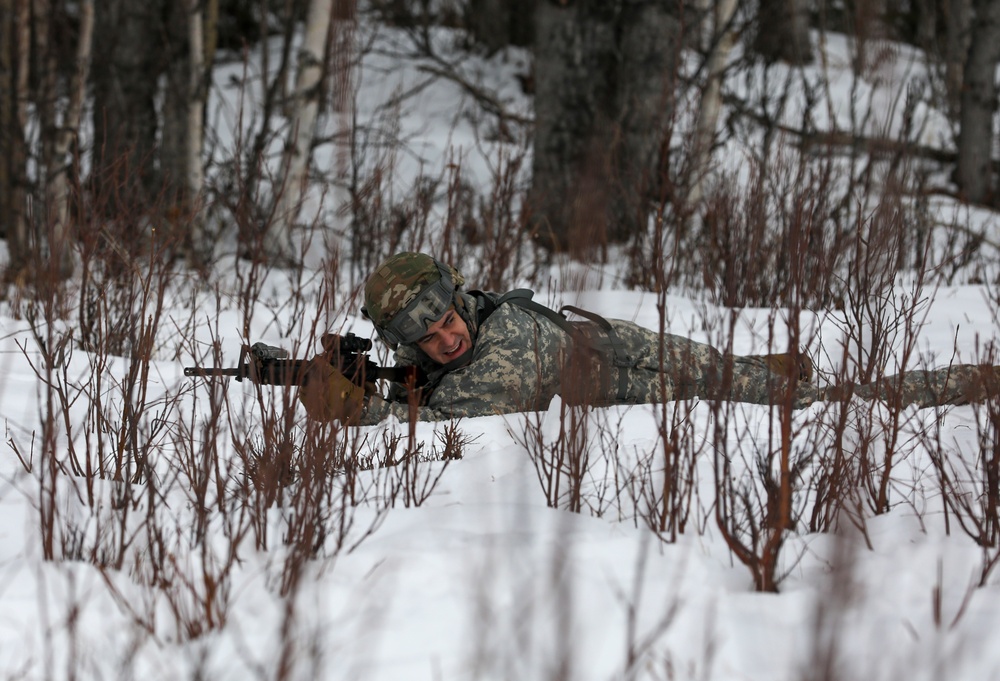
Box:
617 325 726 401
728 355 820 406
841 365 1000 408
616 322 818 406
649 333 814 405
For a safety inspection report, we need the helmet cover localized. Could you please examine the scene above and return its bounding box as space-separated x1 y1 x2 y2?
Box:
363 252 465 344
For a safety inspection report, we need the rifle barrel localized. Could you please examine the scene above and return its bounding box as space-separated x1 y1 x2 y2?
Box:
185 359 421 387
184 366 247 378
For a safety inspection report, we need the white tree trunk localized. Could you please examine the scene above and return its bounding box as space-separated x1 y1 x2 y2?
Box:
687 0 738 206
45 0 93 277
268 0 335 262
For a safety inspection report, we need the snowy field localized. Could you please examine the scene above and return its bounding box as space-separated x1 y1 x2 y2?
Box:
3 17 1000 681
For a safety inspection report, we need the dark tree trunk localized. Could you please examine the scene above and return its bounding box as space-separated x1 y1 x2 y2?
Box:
530 0 679 255
612 0 680 241
754 0 813 65
161 1 195 209
944 0 972 120
0 0 30 273
955 0 1000 205
469 0 535 52
91 0 167 214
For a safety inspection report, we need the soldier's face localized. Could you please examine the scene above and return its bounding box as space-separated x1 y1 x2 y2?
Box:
416 307 472 365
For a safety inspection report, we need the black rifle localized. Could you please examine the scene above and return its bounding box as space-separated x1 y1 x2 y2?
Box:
184 332 419 387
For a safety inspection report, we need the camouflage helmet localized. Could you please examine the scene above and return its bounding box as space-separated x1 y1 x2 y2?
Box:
362 252 465 347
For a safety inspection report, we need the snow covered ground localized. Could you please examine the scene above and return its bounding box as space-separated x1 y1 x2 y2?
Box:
3 18 1000 681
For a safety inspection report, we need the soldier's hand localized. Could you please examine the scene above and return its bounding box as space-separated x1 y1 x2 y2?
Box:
298 358 367 423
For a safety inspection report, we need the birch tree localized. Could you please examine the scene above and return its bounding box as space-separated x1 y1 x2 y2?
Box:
267 0 337 263
687 0 738 206
955 0 1000 205
186 0 206 246
161 0 211 259
41 0 94 278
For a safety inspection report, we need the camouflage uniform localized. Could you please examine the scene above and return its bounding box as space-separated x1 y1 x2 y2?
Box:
357 254 999 424
361 290 804 424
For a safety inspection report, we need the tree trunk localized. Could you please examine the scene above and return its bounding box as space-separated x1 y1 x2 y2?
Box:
267 0 335 262
469 0 535 53
161 0 209 260
944 0 972 120
203 0 219 77
753 0 813 65
955 0 1000 205
469 0 506 53
530 0 679 255
0 0 31 276
185 0 207 256
91 0 166 215
612 0 680 241
688 0 738 206
42 0 93 279
910 0 937 48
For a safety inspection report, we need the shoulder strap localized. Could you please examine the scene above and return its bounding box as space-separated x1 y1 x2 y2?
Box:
496 289 581 337
467 288 575 334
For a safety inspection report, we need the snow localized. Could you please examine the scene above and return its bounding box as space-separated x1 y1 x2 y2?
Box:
3 17 1000 681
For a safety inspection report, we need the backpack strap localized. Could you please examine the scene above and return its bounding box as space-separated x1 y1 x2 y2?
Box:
559 305 633 402
487 289 634 402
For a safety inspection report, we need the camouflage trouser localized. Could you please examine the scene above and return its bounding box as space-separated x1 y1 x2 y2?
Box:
608 322 1000 409
689 350 999 409
605 324 806 406
818 364 1000 408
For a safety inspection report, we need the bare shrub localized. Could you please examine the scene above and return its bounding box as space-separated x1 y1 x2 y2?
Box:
711 398 816 592
339 108 533 294
834 194 936 517
925 371 1000 551
802 401 868 537
622 400 704 541
518 401 591 514
13 179 194 563
702 222 822 590
452 144 534 292
377 421 470 508
697 152 849 309
512 397 625 518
